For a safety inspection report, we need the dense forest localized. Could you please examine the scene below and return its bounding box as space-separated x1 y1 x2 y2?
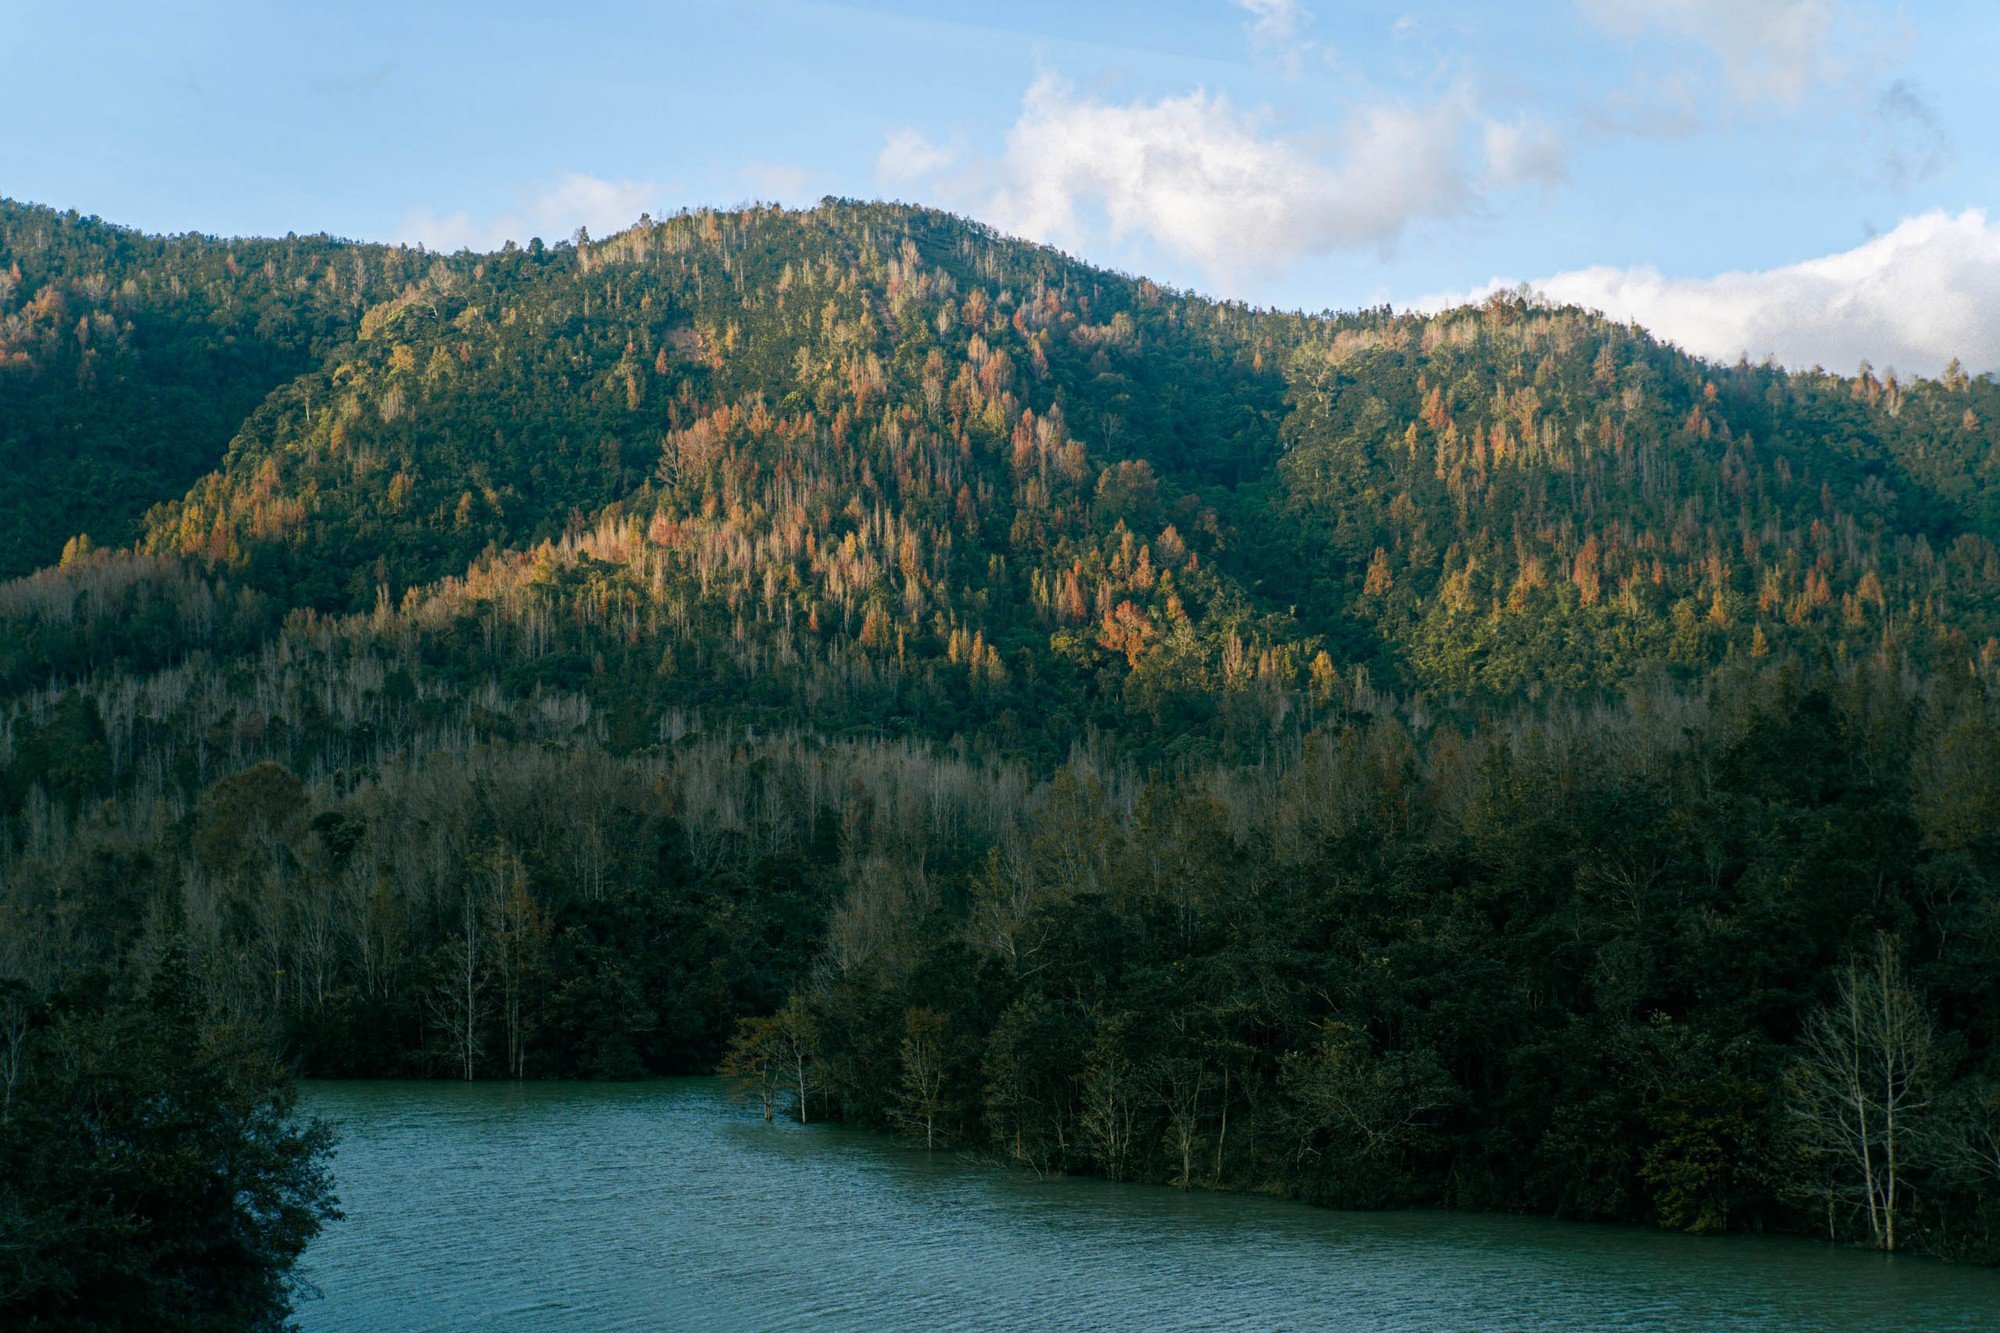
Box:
7 195 2000 1319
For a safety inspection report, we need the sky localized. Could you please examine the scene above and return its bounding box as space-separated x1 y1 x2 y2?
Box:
5 0 1998 375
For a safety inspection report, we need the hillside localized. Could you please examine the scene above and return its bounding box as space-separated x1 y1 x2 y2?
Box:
6 199 2000 1259
12 200 2000 739
0 201 438 578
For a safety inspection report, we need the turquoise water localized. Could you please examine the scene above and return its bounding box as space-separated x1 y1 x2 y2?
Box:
297 1079 2000 1330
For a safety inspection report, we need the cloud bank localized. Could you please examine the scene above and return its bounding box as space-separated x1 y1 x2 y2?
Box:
1425 210 2000 377
885 74 1566 281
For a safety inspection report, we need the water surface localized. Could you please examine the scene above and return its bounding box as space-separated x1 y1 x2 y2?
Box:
298 1079 2000 1330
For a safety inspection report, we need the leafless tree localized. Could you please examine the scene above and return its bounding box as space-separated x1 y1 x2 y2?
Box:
1159 1053 1209 1189
481 846 547 1079
1787 936 1938 1252
892 1008 950 1148
426 891 485 1081
773 995 820 1124
1081 1018 1143 1181
0 984 29 1119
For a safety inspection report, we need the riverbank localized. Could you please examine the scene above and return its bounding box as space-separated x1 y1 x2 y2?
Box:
296 1078 2000 1331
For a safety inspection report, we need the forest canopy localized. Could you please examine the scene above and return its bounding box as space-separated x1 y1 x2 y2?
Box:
6 197 2000 1297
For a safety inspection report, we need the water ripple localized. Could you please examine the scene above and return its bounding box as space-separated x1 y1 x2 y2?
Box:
296 1080 2000 1332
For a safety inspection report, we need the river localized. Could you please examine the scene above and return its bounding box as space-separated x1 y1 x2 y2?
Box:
296 1079 2000 1330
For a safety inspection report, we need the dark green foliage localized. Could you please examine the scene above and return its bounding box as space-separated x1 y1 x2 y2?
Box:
0 955 338 1329
8 197 2000 1269
0 693 109 811
0 201 428 577
792 676 2000 1259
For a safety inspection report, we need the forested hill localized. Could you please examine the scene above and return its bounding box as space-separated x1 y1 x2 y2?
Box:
10 197 2000 741
10 198 2000 1285
0 200 427 578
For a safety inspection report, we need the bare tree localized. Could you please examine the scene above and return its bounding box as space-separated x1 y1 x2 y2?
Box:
1280 1021 1453 1173
0 982 30 1120
1080 1018 1143 1181
293 877 341 1017
892 1008 950 1148
426 892 485 1081
482 846 547 1080
1787 936 1938 1252
1934 1075 2000 1196
1158 1053 1208 1189
773 996 821 1124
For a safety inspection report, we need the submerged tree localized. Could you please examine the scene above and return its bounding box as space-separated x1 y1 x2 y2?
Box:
721 996 821 1124
774 996 821 1126
481 846 550 1081
720 1013 786 1123
892 1008 951 1149
1158 1051 1209 1190
1786 936 1940 1252
1080 1016 1144 1182
426 892 486 1082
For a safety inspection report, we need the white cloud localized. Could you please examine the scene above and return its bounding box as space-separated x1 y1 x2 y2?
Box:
398 173 659 252
1233 0 1307 46
958 74 1557 278
877 129 957 185
1421 210 2000 376
1483 119 1570 190
1232 0 1318 71
1579 0 1840 104
992 77 1460 270
741 163 815 205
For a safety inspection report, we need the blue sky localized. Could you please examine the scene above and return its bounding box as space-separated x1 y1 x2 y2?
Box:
6 0 1999 373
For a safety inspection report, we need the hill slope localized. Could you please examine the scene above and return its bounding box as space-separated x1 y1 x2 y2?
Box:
0 201 438 576
7 199 2000 1262
12 198 2000 742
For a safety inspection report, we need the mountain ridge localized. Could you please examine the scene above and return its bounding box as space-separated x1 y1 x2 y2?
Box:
11 195 2000 737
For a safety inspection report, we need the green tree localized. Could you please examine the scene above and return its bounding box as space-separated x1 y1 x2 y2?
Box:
720 1013 787 1123
1279 1021 1456 1206
0 956 338 1328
